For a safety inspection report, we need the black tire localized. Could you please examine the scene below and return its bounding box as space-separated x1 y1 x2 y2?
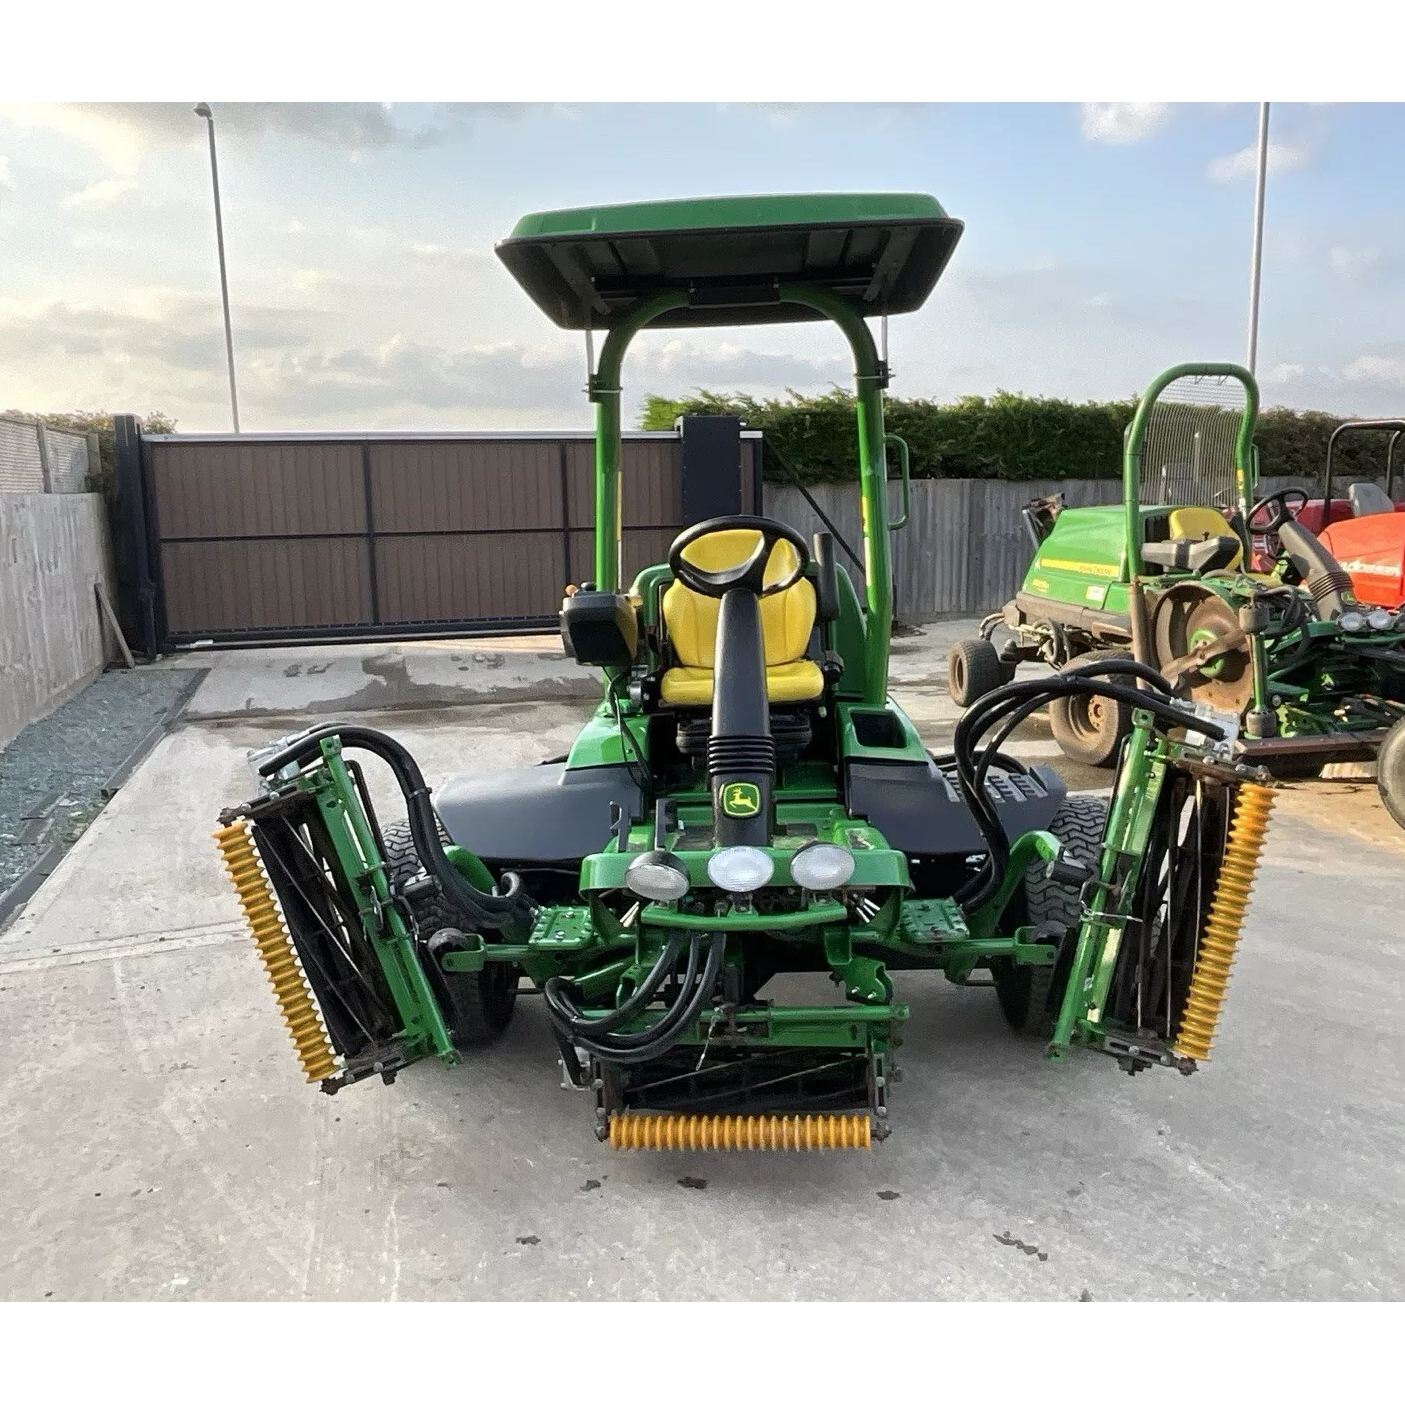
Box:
1377 718 1405 830
381 819 518 1047
993 793 1108 1037
948 638 1006 707
1048 648 1135 768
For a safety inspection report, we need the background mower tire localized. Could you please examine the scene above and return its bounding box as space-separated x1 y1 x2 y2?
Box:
382 819 518 1047
948 638 1006 707
993 793 1108 1037
1049 649 1135 767
1377 717 1405 830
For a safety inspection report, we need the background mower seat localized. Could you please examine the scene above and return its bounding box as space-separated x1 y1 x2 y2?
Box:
1141 535 1243 574
660 531 824 706
1349 481 1395 518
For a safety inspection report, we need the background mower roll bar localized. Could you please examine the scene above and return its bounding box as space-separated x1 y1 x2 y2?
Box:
1121 361 1260 582
1323 419 1405 508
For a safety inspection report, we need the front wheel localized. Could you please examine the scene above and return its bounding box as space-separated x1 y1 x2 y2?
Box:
381 820 518 1047
948 638 1006 707
1377 718 1405 831
993 793 1108 1037
1048 648 1135 768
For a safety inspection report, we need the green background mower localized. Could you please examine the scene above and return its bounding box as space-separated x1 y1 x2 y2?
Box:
951 363 1405 821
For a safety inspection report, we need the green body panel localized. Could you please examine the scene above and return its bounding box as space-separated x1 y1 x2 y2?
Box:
1023 507 1129 612
579 803 909 892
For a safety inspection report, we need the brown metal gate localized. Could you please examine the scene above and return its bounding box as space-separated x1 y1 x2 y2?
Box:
116 425 760 651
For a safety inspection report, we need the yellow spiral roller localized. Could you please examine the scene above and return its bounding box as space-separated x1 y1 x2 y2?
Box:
608 1113 871 1151
214 819 338 1083
1172 781 1275 1063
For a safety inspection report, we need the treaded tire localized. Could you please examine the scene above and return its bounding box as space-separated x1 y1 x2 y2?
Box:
381 819 518 1047
1049 648 1135 768
993 793 1109 1037
1377 718 1405 830
948 638 1007 708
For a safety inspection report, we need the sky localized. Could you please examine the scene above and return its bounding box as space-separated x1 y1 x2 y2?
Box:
1 100 1403 433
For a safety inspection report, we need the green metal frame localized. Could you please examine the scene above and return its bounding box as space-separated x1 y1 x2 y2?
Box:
588 284 896 704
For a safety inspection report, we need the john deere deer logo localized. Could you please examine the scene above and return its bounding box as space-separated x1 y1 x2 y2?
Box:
721 782 761 817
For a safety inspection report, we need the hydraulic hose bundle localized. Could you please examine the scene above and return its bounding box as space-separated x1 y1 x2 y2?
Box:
254 723 537 932
950 658 1225 914
543 932 726 1065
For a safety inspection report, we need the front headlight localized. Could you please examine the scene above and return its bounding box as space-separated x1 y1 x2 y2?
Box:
1368 608 1394 632
706 846 774 893
625 849 690 902
789 841 857 891
1339 610 1367 633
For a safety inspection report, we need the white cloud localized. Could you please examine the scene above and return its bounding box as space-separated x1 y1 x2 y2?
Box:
286 218 305 235
62 178 137 208
0 154 10 187
1206 139 1313 183
1342 355 1405 385
0 102 553 174
1266 362 1305 382
1080 103 1170 144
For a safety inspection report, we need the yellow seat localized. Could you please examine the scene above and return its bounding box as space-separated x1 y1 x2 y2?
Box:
660 530 824 706
1164 506 1244 571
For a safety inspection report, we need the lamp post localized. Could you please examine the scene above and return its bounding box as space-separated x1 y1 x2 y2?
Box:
194 102 241 432
1246 101 1270 376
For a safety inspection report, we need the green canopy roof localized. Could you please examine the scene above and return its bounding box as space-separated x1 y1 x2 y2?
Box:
495 192 963 330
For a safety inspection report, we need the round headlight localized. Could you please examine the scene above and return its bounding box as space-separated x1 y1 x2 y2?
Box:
789 842 857 891
706 846 774 893
625 849 690 903
1368 608 1394 632
1339 610 1367 633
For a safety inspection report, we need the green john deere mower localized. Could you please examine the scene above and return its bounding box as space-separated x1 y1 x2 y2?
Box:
216 196 1275 1152
950 364 1405 816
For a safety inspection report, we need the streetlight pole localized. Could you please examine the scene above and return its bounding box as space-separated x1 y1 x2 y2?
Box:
1246 101 1271 376
194 102 240 432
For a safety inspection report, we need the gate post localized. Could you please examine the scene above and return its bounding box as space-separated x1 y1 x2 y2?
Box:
112 414 159 662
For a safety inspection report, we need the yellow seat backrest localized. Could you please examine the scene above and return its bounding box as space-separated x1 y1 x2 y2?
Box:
662 530 816 670
1163 506 1244 570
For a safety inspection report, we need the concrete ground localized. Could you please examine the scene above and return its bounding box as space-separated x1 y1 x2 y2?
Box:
1 624 1401 1300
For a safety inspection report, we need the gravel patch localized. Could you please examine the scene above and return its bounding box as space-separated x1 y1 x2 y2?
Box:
0 668 199 899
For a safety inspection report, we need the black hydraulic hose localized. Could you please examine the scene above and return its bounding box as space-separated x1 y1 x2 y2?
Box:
577 933 706 1050
541 933 687 1036
563 933 725 1067
950 663 1223 915
256 722 533 929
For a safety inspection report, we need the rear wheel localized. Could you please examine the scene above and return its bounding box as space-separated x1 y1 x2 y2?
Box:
993 793 1108 1037
382 819 518 1047
1377 718 1405 830
1049 648 1135 768
948 638 1006 707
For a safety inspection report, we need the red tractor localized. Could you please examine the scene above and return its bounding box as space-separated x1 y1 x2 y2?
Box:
1250 418 1405 608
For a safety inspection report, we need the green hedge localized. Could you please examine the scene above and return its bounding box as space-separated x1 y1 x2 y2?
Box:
640 389 1398 486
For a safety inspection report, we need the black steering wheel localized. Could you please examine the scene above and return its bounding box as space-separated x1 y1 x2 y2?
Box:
668 515 811 600
1248 486 1309 534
